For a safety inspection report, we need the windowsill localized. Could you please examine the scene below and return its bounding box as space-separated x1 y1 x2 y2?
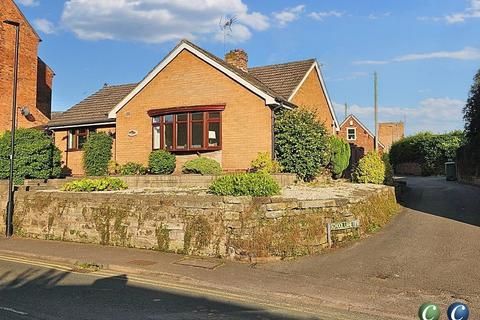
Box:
153 147 222 152
66 149 83 152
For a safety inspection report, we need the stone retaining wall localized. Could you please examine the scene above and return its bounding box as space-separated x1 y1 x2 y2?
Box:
23 173 297 190
2 185 399 259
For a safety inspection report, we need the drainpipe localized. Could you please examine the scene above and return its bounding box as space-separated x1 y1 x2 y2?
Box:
270 104 283 161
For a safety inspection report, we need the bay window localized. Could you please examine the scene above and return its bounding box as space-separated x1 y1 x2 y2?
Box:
151 107 223 152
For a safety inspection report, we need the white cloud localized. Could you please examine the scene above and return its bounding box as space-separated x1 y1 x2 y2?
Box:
61 0 270 44
328 71 368 82
335 98 465 134
16 0 39 7
308 11 343 21
367 12 391 20
445 0 480 24
354 47 480 65
33 19 56 34
353 60 389 65
272 5 305 27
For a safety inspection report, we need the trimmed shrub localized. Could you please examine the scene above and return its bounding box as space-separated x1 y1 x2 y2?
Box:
275 109 329 181
61 177 127 192
182 157 222 175
120 162 147 175
83 132 113 176
149 150 176 174
209 173 281 197
108 160 121 175
250 152 282 174
0 128 61 184
328 136 351 178
389 131 464 176
382 153 394 185
352 152 385 184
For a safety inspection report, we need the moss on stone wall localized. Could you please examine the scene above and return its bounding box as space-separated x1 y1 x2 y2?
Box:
184 215 213 254
155 224 170 252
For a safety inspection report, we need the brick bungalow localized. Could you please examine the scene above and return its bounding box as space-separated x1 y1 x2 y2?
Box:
0 0 54 132
48 40 339 175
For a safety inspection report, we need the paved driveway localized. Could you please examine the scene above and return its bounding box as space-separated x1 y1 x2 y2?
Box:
260 176 480 317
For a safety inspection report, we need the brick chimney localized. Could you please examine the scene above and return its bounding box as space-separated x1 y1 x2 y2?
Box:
225 49 248 73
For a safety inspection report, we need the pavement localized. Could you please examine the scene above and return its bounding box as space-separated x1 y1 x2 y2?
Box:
0 176 478 319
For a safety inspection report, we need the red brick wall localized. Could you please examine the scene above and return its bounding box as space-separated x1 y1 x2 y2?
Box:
36 58 53 119
0 0 51 133
290 68 336 135
379 122 405 152
115 49 272 172
339 116 384 154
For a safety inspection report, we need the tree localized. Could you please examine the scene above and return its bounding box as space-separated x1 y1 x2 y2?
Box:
0 128 61 184
464 69 480 144
275 109 329 181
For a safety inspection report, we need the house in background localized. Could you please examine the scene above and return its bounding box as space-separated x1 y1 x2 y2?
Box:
379 122 405 152
339 114 385 172
0 0 54 132
48 39 339 175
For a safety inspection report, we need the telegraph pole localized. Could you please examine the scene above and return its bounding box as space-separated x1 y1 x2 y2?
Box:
374 72 379 152
3 20 20 237
344 102 348 120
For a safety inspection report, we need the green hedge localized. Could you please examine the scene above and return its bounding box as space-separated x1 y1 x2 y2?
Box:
209 173 281 197
83 132 113 176
61 177 127 192
382 153 394 185
120 162 147 175
274 109 329 181
352 152 385 184
149 150 176 174
0 128 61 184
182 157 222 175
328 136 351 178
389 131 464 175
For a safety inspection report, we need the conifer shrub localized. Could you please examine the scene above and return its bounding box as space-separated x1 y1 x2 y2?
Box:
209 173 281 197
182 157 222 175
352 152 385 184
83 132 113 176
328 136 351 178
148 150 176 174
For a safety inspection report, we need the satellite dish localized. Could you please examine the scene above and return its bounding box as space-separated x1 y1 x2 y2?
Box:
20 107 30 117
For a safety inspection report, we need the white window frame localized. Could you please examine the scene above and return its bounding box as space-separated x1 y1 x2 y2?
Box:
347 127 356 141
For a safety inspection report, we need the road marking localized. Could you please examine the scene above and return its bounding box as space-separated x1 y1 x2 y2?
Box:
0 254 370 320
0 306 28 316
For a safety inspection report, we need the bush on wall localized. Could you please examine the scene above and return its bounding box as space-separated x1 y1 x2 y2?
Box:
83 132 113 176
182 157 222 175
61 177 127 192
274 109 329 181
120 162 147 175
149 150 176 174
209 173 281 197
249 152 282 174
389 131 464 176
328 136 351 179
0 128 61 184
352 152 385 184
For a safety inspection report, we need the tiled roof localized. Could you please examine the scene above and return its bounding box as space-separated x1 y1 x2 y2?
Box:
50 111 63 120
249 59 315 100
48 84 137 127
49 40 317 128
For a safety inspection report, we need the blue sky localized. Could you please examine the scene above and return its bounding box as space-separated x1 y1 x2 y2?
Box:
15 0 480 134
